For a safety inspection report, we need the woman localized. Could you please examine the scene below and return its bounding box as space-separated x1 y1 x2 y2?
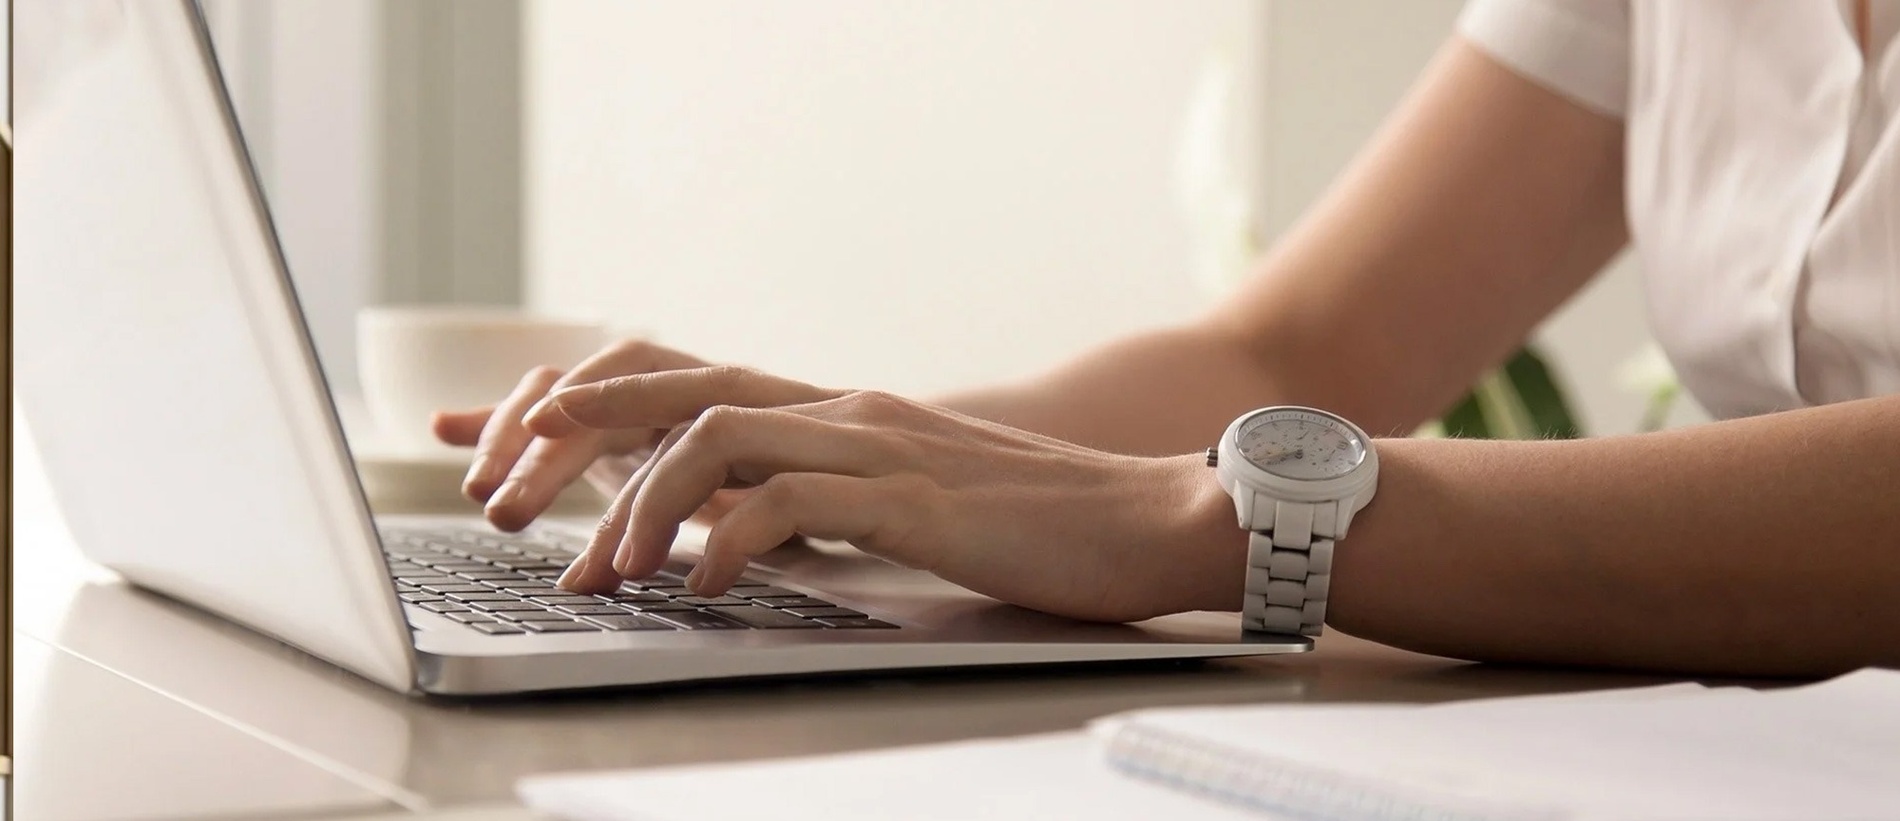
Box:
435 0 1899 678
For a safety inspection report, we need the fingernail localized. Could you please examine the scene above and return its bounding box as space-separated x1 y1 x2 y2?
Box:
684 564 706 595
612 538 635 577
488 478 524 510
464 455 495 491
554 383 603 407
556 553 589 588
525 397 557 424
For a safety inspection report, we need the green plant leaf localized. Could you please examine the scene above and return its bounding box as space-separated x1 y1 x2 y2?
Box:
1502 346 1580 439
1437 346 1581 440
1440 392 1490 439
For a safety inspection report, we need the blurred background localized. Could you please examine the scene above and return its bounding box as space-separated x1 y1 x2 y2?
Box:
194 0 1703 439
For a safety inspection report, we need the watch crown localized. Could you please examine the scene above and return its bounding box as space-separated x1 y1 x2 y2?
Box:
1205 447 1219 468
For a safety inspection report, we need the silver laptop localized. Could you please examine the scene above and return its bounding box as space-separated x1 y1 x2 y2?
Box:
14 0 1307 696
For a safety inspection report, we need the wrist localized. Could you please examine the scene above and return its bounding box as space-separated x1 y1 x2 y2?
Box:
1153 453 1251 614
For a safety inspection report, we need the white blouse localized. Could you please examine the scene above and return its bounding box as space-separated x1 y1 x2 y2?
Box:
1459 0 1900 420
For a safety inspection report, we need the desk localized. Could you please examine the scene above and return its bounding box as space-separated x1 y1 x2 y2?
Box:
13 439 1688 821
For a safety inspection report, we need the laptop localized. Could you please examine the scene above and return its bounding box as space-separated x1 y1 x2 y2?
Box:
13 0 1308 696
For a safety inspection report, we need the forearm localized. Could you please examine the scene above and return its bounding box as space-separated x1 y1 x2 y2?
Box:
943 42 1627 456
1272 396 1900 677
937 325 1304 456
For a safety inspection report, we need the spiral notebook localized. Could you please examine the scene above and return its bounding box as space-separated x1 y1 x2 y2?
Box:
518 669 1900 821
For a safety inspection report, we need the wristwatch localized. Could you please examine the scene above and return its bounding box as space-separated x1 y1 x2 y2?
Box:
1207 406 1378 637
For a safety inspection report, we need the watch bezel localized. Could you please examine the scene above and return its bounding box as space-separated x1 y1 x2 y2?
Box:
1216 406 1379 504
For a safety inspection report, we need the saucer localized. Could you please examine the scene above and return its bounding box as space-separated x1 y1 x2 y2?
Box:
352 448 607 517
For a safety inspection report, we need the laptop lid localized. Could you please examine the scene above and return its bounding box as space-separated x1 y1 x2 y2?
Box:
14 0 416 692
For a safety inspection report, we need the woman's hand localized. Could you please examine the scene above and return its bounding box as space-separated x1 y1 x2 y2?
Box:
539 367 1245 623
431 339 724 530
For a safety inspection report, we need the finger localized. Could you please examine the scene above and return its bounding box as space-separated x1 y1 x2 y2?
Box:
463 367 564 501
618 407 901 578
572 423 693 589
483 431 609 532
431 407 494 447
520 341 710 438
688 488 749 526
557 458 649 595
690 473 917 595
542 365 848 433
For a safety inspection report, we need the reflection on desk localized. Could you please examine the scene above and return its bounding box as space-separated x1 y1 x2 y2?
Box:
20 577 1692 816
14 419 1691 819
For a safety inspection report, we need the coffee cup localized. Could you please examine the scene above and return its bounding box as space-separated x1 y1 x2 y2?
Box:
356 305 612 457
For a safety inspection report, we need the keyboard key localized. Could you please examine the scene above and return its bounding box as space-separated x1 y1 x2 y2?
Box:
557 604 635 616
518 568 566 579
648 610 745 630
704 605 822 629
446 612 498 624
602 591 670 604
419 602 470 613
645 586 696 597
526 594 601 607
498 610 579 622
584 614 674 631
618 601 698 613
473 601 548 612
447 592 518 603
673 595 751 607
429 561 494 572
783 606 866 620
498 585 558 596
455 571 521 581
394 574 460 585
523 620 602 633
815 617 899 629
419 584 492 594
625 571 688 585
397 592 445 603
727 586 803 600
386 565 433 577
471 622 526 635
754 596 834 610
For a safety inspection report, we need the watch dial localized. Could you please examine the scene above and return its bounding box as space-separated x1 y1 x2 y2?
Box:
1235 410 1367 481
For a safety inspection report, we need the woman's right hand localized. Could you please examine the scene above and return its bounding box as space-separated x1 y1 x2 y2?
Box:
431 338 714 531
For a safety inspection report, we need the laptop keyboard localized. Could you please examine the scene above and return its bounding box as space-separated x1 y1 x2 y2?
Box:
380 525 897 635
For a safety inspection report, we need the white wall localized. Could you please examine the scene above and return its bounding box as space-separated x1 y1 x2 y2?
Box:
524 1 1700 436
202 0 382 390
525 0 1250 396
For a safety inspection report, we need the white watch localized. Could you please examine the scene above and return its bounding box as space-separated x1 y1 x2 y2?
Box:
1208 406 1378 637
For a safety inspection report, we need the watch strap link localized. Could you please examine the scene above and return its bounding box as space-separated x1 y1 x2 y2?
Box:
1241 500 1337 636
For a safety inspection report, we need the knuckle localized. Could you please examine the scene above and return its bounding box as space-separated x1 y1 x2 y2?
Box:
755 475 804 509
519 365 564 389
705 364 758 389
606 337 654 358
844 389 909 420
683 404 757 448
695 403 749 432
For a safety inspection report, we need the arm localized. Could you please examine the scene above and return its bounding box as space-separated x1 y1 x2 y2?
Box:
942 39 1628 453
1162 394 1900 677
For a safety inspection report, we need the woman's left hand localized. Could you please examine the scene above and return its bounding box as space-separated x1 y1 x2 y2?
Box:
528 366 1241 623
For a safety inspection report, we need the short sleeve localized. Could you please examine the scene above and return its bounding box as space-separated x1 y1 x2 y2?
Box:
1456 0 1631 119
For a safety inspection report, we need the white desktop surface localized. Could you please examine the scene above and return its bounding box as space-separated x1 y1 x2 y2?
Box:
10 419 1694 820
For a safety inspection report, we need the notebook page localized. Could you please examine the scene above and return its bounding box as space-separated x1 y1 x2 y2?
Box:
518 732 1269 821
1097 669 1900 821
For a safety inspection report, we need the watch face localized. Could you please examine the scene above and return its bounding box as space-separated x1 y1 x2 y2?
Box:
1234 409 1367 481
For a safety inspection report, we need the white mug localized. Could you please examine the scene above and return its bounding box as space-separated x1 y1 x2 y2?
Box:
357 305 612 456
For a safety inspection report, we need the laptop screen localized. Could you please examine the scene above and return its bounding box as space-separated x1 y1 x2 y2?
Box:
13 0 415 691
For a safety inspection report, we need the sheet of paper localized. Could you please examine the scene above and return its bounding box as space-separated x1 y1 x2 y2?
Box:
518 732 1271 821
1100 669 1900 821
